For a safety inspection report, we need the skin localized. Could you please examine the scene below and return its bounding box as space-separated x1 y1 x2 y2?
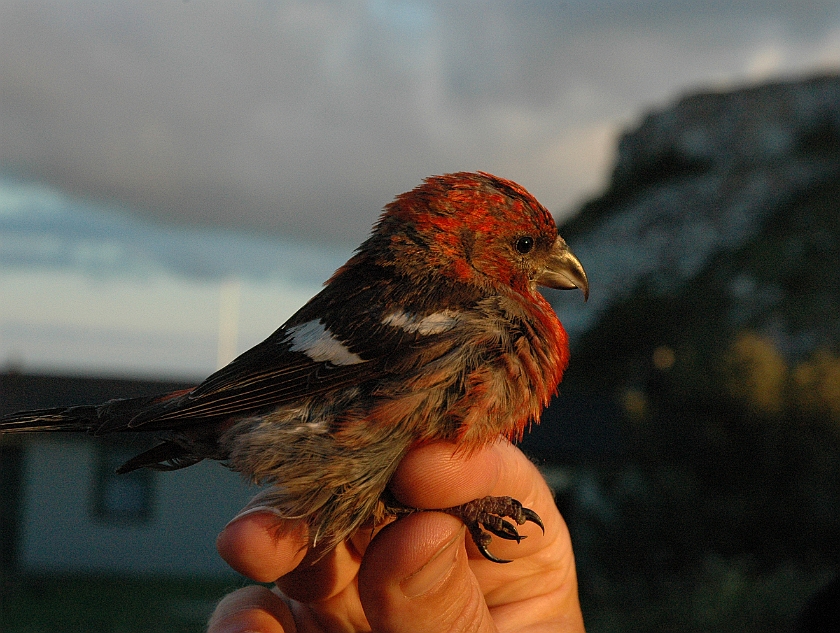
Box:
208 440 586 633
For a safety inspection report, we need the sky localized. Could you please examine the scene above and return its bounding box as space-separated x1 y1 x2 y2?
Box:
3 1 840 244
0 178 349 378
1 0 840 379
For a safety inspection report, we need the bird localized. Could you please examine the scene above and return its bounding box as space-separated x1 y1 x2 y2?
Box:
0 172 588 563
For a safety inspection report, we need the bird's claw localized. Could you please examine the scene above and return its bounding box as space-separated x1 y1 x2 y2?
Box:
442 495 543 563
521 506 545 533
487 517 523 541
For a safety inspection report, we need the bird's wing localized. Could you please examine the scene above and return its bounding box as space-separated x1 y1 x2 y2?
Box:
119 311 460 431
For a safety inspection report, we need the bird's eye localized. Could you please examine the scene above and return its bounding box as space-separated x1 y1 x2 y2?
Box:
515 236 535 254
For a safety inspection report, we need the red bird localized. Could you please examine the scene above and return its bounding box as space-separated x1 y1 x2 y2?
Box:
0 172 588 562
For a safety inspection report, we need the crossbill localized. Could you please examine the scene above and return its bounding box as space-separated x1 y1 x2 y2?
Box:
0 172 588 562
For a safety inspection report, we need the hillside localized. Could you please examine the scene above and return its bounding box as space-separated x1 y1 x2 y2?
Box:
538 74 840 633
558 73 840 413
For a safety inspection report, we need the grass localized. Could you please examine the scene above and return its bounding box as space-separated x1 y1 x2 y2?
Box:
0 574 247 633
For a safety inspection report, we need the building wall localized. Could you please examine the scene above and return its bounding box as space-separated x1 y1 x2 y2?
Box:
19 435 255 577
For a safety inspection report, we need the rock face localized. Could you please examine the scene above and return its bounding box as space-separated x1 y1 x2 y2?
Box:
556 74 840 405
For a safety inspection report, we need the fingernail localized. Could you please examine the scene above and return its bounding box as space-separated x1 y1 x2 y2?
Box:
223 504 285 529
400 527 464 598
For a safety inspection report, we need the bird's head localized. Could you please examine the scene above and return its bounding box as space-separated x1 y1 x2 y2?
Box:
367 172 588 301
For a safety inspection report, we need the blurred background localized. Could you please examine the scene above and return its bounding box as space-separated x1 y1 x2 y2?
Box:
1 2 839 631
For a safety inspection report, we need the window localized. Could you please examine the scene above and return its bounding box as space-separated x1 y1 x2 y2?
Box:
92 442 154 524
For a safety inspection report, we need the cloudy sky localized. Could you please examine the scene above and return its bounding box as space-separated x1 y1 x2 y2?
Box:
1 1 839 379
3 1 840 245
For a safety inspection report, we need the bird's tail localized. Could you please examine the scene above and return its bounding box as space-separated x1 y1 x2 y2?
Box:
0 393 178 436
0 404 104 433
0 391 206 473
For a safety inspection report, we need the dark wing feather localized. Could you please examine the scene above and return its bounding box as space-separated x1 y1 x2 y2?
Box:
121 314 458 431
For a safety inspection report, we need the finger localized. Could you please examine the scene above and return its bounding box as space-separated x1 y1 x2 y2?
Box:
359 511 498 633
391 439 541 508
273 540 371 631
390 440 556 561
207 585 294 633
216 511 309 583
389 440 586 632
216 514 371 631
274 537 362 604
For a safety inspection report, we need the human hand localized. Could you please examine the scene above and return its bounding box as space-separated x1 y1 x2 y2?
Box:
207 439 585 632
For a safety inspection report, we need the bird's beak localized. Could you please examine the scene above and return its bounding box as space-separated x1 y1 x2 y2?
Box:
537 237 589 301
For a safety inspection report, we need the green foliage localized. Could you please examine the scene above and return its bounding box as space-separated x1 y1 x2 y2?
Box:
565 384 840 630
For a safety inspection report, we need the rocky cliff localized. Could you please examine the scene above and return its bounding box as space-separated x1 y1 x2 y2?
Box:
555 74 840 416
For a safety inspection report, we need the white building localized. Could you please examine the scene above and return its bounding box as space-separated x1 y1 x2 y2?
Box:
1 373 256 578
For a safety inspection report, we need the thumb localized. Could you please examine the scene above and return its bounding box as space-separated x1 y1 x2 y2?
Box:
359 512 497 633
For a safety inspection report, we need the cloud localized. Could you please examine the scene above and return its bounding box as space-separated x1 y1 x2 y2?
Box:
1 1 839 246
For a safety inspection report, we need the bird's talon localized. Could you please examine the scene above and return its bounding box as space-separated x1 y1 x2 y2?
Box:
476 541 512 564
522 508 545 533
484 517 521 541
441 495 543 563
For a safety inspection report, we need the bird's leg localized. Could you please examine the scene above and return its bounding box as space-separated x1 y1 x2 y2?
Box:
381 493 543 563
441 495 544 564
